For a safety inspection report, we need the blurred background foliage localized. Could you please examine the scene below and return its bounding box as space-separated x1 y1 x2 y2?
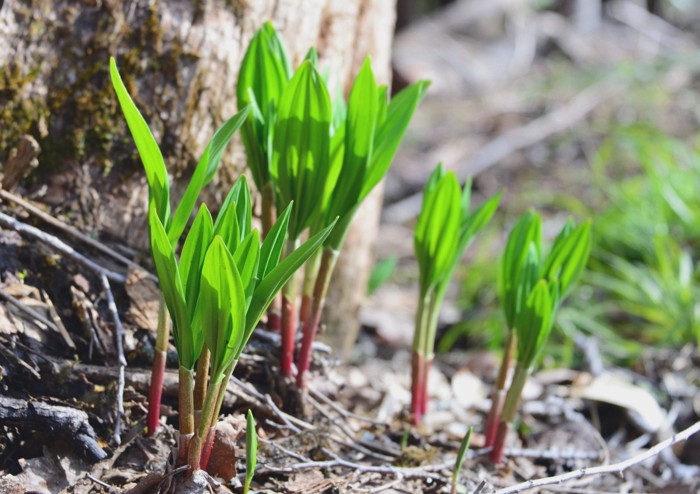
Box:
371 0 700 368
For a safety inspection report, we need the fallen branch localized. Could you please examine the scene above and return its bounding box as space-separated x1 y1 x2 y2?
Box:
0 212 125 284
0 396 108 461
492 420 700 494
100 273 127 446
0 189 155 281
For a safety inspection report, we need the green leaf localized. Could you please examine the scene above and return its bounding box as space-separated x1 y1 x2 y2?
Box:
244 410 258 494
414 171 462 294
214 177 251 254
361 80 430 200
452 426 473 488
458 191 502 261
110 57 171 226
258 203 292 280
500 211 543 329
541 220 592 300
515 279 557 369
179 204 214 318
243 219 338 352
197 236 246 379
237 22 291 189
233 229 261 307
326 58 380 221
148 206 200 368
168 107 250 245
271 61 332 239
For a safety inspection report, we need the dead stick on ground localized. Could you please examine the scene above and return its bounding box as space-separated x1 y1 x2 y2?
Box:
0 288 58 332
0 189 155 281
0 212 125 284
492 420 700 494
101 273 127 446
383 79 619 224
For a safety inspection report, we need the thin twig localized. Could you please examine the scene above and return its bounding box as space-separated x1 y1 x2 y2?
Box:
0 288 57 332
472 480 487 494
309 385 387 426
260 455 450 480
493 420 700 494
260 438 310 462
101 274 126 446
0 189 155 281
265 394 301 434
86 474 116 493
0 212 125 283
41 290 76 350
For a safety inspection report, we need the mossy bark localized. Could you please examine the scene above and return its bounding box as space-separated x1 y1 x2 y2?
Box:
0 0 396 352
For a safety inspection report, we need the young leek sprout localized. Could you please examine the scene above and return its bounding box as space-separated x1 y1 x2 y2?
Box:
269 59 333 377
412 164 500 424
484 211 542 447
148 175 336 471
109 57 249 435
295 59 430 389
244 410 258 494
490 214 591 463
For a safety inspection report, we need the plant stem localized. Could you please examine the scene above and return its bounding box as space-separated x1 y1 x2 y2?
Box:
147 297 170 436
177 366 195 467
200 361 236 471
490 362 529 463
296 248 338 389
485 329 516 447
421 292 440 416
411 291 432 425
262 182 282 332
193 348 210 428
187 374 218 471
280 238 300 377
299 249 322 328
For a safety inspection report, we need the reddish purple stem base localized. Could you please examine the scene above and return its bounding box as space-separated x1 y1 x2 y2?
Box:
280 295 296 376
147 349 166 436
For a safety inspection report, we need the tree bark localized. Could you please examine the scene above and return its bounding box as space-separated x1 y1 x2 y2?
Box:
0 0 395 354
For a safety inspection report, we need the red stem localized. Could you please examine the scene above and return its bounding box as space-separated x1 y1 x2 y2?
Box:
199 426 216 470
295 249 337 389
147 349 166 436
490 421 509 463
484 390 504 447
280 294 296 376
296 296 321 389
410 351 425 425
299 293 312 330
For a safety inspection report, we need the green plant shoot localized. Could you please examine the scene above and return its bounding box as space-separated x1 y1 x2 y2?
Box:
490 214 591 463
147 175 336 471
451 426 473 494
295 59 430 389
411 164 500 424
244 410 258 494
110 56 249 436
484 211 542 447
268 58 333 377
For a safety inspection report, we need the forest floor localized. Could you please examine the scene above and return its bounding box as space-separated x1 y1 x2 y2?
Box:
2 1 700 493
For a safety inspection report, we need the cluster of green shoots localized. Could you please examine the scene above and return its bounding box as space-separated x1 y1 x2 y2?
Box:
412 164 501 424
236 23 429 388
112 19 592 477
111 20 427 474
110 58 335 472
484 211 592 462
